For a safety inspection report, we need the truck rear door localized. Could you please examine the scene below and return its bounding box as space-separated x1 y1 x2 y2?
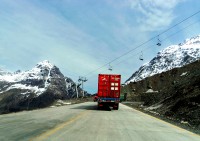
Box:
98 74 121 98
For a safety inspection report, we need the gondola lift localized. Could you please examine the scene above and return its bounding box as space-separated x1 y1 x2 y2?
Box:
157 35 161 46
139 51 144 61
108 63 113 71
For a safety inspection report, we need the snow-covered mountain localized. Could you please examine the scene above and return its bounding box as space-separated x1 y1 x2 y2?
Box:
0 60 81 96
126 35 200 84
0 60 82 114
0 60 55 95
0 69 11 76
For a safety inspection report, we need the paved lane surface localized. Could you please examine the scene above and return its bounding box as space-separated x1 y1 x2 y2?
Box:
0 102 199 141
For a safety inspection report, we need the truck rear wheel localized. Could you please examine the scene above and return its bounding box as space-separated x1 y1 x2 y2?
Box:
113 103 119 110
98 103 103 110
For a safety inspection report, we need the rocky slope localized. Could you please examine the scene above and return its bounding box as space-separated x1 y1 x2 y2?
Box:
0 60 83 114
122 59 200 132
126 35 200 84
123 35 200 132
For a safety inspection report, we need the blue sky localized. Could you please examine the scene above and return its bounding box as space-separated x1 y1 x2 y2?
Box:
0 0 200 93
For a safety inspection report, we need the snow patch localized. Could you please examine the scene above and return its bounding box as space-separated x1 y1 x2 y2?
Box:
57 99 72 105
180 72 187 76
145 104 163 110
21 91 30 95
145 89 158 93
2 84 47 95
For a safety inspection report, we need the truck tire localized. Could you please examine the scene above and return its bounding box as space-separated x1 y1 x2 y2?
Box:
113 103 119 110
98 103 102 110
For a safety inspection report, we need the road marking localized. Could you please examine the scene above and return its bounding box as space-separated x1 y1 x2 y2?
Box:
122 103 200 138
29 110 90 141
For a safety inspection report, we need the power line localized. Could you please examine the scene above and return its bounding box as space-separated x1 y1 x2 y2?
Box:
84 9 200 77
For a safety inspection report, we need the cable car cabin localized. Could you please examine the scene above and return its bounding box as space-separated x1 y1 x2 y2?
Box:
139 57 144 61
157 42 161 46
97 74 121 110
139 52 144 61
108 64 112 71
157 36 161 46
108 67 112 71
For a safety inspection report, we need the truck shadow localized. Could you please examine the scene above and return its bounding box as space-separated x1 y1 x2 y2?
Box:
71 104 112 111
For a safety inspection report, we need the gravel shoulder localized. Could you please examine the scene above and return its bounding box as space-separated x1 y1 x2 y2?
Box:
123 102 200 135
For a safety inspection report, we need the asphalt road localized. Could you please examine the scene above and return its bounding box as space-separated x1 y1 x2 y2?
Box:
0 102 199 141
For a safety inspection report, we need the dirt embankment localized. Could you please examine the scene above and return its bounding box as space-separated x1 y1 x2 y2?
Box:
122 60 200 134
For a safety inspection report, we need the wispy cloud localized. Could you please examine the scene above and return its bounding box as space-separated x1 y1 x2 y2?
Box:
128 0 186 31
0 0 107 73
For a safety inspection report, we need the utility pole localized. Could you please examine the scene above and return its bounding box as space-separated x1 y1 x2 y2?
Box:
76 82 81 98
78 76 88 97
76 82 78 98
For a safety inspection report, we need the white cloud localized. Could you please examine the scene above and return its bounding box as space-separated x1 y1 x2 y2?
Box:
128 0 186 31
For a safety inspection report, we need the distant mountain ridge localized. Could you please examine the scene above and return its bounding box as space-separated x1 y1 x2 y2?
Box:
126 35 200 84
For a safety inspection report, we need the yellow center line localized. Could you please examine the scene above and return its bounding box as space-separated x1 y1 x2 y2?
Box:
29 110 90 141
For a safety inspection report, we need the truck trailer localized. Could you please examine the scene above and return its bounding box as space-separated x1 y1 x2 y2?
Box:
97 74 121 110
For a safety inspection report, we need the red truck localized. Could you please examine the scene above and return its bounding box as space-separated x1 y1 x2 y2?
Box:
97 74 121 110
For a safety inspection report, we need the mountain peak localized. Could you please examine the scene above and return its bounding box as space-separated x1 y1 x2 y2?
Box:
183 35 200 45
0 68 12 76
0 60 62 96
35 60 54 69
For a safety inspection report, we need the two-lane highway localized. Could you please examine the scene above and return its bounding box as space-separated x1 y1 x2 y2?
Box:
0 102 199 141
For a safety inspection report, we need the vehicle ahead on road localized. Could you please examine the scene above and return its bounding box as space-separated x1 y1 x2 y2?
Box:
96 74 121 110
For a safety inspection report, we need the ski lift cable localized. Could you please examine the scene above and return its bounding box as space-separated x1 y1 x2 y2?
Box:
85 19 200 79
83 36 155 76
157 10 200 37
94 19 200 75
85 19 200 81
110 19 200 67
83 10 200 77
161 19 200 42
